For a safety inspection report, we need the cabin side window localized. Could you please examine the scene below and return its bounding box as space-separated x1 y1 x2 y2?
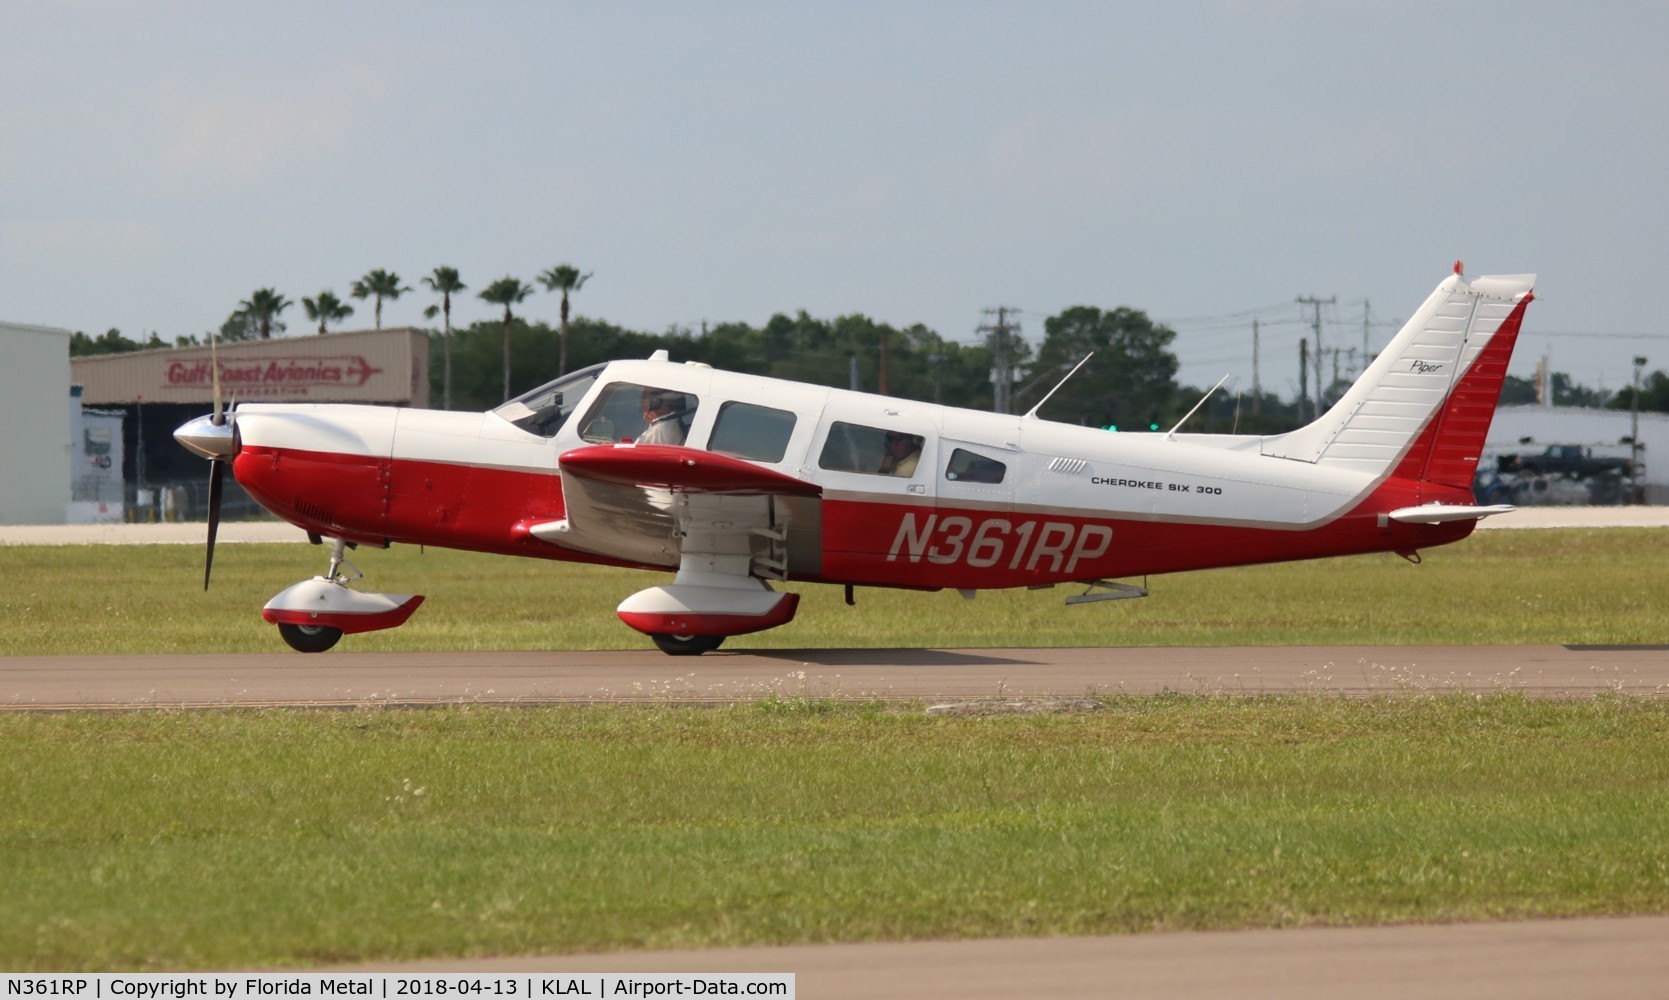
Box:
945 448 1006 484
576 382 699 445
818 421 925 477
709 401 796 463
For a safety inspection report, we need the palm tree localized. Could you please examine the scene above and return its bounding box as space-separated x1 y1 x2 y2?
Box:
238 288 292 340
350 269 410 329
301 290 354 335
422 266 467 409
538 264 592 375
478 276 535 401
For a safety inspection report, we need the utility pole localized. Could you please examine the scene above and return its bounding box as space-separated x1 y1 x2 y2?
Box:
1297 294 1336 414
1632 355 1648 503
1252 318 1262 417
978 306 1021 414
1298 338 1309 425
1362 299 1371 371
878 326 890 396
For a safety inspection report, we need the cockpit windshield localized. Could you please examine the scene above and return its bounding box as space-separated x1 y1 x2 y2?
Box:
491 364 605 438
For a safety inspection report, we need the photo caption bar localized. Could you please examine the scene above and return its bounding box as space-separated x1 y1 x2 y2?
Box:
1 975 792 1000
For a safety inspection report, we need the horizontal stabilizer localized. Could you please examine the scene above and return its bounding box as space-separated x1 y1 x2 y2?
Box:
1388 504 1515 524
559 443 821 496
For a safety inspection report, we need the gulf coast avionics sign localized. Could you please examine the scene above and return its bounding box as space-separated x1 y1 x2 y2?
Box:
164 354 386 400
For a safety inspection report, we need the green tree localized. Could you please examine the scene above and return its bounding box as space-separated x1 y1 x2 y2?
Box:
238 288 292 340
1499 374 1539 406
351 269 410 329
478 276 536 401
1608 370 1669 414
538 264 592 376
301 290 354 335
69 328 147 356
422 266 468 409
1548 372 1611 408
1023 306 1180 427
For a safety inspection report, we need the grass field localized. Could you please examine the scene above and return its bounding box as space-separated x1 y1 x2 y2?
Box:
2 528 1668 655
3 528 1667 970
3 697 1667 970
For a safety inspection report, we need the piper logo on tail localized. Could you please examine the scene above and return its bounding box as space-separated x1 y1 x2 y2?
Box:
1409 360 1445 374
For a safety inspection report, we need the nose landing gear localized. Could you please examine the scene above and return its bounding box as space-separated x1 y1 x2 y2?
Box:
261 538 424 652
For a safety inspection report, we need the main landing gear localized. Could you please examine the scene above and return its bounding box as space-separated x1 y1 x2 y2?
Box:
261 538 425 653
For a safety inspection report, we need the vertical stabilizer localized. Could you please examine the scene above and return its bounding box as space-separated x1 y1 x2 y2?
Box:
1262 271 1535 486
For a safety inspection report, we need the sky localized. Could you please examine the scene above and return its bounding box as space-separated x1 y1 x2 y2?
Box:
4 1 1666 401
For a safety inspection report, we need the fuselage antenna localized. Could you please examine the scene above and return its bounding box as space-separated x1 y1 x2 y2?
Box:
1022 353 1095 420
1166 374 1232 439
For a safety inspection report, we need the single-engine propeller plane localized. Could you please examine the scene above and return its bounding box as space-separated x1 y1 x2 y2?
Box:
175 264 1534 654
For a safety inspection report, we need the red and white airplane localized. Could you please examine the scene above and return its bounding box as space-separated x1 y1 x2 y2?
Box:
176 265 1533 654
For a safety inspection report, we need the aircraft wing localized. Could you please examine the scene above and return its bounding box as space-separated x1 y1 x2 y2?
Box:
528 444 821 571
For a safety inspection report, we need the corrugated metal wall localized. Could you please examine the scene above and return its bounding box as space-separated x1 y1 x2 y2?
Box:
0 322 72 524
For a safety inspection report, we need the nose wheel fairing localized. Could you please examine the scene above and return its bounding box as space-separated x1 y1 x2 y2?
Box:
261 578 426 636
260 537 424 652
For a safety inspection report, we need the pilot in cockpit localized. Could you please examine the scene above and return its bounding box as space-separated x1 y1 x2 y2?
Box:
879 430 922 476
638 389 687 445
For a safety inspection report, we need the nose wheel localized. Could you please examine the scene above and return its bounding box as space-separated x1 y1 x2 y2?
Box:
651 633 725 656
277 622 344 653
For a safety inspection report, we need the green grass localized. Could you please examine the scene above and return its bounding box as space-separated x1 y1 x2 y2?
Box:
3 697 1667 970
5 529 1667 970
2 528 1667 654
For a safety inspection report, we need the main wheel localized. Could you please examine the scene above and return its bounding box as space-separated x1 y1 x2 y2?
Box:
651 633 725 656
277 622 344 653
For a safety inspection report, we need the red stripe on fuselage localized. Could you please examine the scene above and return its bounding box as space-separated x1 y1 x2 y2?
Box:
236 445 632 567
238 440 1477 589
819 476 1474 590
239 369 1495 594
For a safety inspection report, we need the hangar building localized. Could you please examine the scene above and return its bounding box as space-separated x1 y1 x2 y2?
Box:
70 328 428 520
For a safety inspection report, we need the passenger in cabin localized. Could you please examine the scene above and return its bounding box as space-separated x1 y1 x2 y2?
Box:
638 389 687 445
879 430 922 477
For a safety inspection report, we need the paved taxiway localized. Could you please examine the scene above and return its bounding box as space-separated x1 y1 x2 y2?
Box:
4 643 1667 709
349 916 1669 1000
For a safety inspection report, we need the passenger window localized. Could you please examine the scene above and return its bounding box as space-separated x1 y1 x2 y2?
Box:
577 382 698 445
709 402 796 463
946 448 1006 484
818 421 924 477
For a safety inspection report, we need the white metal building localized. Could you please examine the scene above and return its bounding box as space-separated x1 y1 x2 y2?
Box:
0 322 72 524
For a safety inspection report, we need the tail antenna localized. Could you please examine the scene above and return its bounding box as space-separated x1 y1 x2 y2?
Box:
1166 374 1232 439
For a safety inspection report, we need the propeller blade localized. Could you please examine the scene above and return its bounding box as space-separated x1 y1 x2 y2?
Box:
204 458 224 591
